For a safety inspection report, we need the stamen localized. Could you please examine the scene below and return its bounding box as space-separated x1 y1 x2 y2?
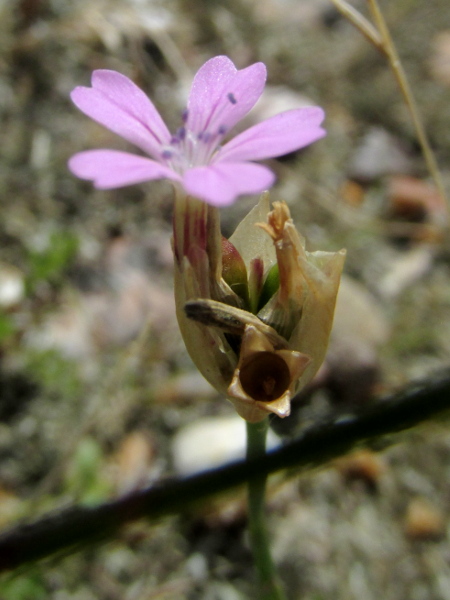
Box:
218 125 227 135
161 150 173 159
198 131 212 143
227 92 237 104
182 108 189 123
176 127 186 141
170 127 186 145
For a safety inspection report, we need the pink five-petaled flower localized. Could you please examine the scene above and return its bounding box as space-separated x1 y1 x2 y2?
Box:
68 56 326 207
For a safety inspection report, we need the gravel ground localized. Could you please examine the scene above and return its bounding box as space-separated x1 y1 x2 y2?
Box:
1 0 450 598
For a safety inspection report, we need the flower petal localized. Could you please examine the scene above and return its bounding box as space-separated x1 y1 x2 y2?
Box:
70 70 171 159
215 107 326 163
68 150 181 189
187 56 266 136
182 162 275 207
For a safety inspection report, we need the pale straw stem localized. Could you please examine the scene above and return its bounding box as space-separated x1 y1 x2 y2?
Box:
330 0 448 213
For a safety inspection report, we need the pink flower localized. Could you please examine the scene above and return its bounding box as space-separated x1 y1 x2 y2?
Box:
68 56 326 207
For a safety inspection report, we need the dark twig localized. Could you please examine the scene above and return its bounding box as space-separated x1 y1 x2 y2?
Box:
1 369 450 573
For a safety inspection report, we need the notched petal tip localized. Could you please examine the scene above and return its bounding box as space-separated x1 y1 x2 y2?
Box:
69 86 87 105
91 68 127 85
187 56 267 137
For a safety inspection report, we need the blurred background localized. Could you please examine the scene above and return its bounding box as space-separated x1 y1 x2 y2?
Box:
1 0 450 598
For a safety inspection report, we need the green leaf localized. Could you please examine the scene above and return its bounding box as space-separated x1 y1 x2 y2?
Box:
26 231 79 293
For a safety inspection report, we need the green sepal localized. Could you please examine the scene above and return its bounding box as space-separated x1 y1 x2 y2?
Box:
257 263 280 312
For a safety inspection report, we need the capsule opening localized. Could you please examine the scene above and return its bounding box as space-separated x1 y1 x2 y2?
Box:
239 351 291 402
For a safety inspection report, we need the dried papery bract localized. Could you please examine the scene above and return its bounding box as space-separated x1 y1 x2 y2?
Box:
175 193 346 422
255 201 346 392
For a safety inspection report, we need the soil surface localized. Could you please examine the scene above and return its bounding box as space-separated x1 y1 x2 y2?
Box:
1 1 450 599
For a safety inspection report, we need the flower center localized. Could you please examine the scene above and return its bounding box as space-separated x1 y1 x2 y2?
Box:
239 351 291 402
160 105 231 173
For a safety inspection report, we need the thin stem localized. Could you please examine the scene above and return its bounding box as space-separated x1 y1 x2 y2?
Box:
246 419 287 600
366 0 448 210
329 0 384 50
329 0 448 211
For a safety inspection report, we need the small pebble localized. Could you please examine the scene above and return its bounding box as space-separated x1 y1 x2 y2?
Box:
404 498 445 541
335 449 385 487
0 263 25 308
172 415 279 475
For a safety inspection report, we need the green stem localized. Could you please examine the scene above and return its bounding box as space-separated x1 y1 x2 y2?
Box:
246 419 288 600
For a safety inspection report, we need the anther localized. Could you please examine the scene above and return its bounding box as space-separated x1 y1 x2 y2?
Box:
227 93 237 104
176 127 186 141
198 131 212 143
